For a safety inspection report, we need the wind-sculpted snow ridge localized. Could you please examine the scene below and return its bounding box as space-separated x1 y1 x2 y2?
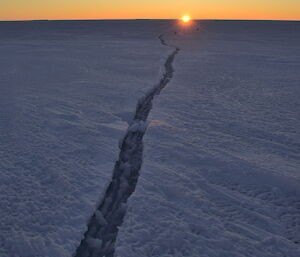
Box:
73 35 180 257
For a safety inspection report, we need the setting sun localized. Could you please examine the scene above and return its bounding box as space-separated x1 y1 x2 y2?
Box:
181 15 191 22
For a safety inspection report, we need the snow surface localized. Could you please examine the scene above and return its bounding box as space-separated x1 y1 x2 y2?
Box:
1 20 300 257
115 21 300 257
0 21 169 257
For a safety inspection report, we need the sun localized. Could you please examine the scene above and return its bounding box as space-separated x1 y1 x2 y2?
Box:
181 15 191 23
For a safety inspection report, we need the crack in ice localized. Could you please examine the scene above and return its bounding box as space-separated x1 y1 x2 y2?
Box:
73 34 180 257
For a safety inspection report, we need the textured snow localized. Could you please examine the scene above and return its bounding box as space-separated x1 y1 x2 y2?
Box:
0 21 168 257
115 21 300 257
1 20 300 257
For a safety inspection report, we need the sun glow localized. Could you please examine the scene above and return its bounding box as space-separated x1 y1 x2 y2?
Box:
181 15 191 23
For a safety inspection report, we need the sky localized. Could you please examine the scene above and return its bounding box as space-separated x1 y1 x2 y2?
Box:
0 0 299 21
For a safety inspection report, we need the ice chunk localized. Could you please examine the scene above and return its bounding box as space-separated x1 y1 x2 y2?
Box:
86 237 102 249
95 210 108 227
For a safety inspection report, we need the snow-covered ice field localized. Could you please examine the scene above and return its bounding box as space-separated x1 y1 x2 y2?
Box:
0 20 300 257
0 21 168 257
115 21 300 257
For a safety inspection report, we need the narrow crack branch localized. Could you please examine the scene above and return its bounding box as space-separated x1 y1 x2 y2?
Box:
73 33 180 257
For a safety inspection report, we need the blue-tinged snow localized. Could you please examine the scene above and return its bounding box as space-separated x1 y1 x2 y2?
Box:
0 21 168 257
1 20 300 257
115 21 300 257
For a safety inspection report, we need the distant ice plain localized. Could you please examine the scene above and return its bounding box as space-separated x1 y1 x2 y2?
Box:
0 20 299 257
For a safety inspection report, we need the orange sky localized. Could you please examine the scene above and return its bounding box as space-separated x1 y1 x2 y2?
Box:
1 0 299 21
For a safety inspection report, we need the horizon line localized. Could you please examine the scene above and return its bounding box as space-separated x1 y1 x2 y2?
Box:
0 18 299 22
